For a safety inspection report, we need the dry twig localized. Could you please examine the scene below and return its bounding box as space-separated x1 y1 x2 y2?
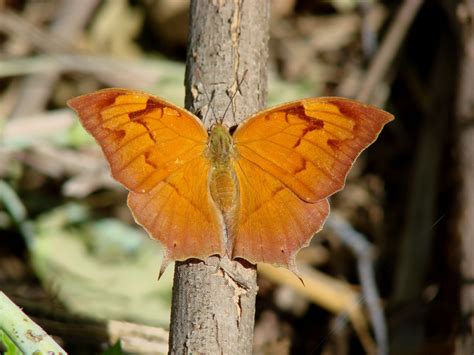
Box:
357 0 424 104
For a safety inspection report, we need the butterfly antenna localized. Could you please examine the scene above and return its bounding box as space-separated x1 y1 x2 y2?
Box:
209 90 220 126
194 69 219 126
202 89 218 126
222 69 248 124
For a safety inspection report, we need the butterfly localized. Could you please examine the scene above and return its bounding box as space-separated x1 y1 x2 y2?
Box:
68 88 393 275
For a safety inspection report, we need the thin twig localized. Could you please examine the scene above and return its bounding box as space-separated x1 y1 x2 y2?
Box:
2 108 73 140
258 262 376 354
0 10 74 53
357 0 424 103
326 213 388 355
7 1 99 117
0 55 164 89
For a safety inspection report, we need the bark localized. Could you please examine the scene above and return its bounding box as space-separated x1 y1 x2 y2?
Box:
168 1 270 354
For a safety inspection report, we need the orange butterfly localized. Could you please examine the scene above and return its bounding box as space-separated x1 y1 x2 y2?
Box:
68 89 393 275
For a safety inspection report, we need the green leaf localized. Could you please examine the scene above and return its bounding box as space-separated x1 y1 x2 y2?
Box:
101 340 124 355
0 330 22 355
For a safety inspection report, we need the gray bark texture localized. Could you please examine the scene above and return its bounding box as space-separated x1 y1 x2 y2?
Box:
168 1 270 354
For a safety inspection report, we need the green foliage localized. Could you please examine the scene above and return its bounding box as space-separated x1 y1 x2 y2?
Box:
101 340 124 355
0 330 22 355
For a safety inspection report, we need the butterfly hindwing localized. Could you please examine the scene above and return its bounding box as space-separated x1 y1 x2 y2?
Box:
232 157 330 270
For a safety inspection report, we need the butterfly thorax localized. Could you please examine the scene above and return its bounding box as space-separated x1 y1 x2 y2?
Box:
207 124 239 249
206 124 235 163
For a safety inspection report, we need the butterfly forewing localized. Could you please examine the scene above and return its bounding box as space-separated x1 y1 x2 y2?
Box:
68 89 208 193
233 97 394 202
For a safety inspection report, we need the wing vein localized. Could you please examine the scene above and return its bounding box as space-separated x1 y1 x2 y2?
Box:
303 109 355 132
239 142 338 181
133 151 203 191
114 140 203 177
102 118 204 154
235 158 297 220
89 101 153 130
237 108 355 143
133 156 211 222
271 131 353 162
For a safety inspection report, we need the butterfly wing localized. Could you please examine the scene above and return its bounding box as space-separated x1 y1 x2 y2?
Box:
232 97 393 268
232 158 330 270
68 89 225 263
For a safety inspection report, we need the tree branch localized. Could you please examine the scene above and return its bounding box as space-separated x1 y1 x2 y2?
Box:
168 1 270 354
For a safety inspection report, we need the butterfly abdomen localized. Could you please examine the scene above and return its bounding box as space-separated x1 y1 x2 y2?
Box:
206 124 241 254
209 163 240 255
207 123 239 214
209 164 239 215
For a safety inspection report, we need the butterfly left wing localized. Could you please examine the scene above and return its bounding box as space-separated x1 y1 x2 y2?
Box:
68 89 226 268
232 97 393 268
127 155 225 267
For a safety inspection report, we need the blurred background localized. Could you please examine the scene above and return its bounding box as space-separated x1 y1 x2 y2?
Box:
0 0 472 354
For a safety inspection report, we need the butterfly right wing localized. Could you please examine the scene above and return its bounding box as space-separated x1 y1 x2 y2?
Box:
231 98 393 271
68 89 225 263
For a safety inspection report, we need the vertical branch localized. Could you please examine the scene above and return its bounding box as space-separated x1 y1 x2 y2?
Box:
390 14 458 354
169 1 270 354
455 1 474 353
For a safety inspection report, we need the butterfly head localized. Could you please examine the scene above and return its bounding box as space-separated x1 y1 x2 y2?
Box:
207 123 234 163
